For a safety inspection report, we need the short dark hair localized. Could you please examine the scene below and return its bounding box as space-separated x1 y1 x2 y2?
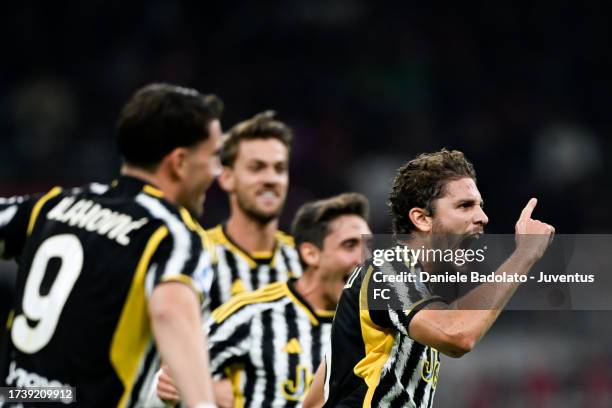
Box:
291 193 369 252
117 83 223 169
388 149 476 235
220 110 292 167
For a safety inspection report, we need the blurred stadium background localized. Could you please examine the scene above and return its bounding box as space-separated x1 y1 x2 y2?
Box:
1 2 611 406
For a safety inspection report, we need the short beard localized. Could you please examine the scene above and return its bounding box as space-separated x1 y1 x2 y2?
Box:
236 192 283 226
431 219 478 250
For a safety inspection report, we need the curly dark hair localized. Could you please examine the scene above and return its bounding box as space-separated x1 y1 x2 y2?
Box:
388 149 476 234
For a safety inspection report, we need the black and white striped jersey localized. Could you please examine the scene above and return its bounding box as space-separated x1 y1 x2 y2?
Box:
208 279 333 407
324 259 443 408
206 225 302 310
0 176 213 408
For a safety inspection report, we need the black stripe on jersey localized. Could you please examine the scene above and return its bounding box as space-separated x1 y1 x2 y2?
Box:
209 321 251 374
412 367 428 406
242 360 257 408
249 262 259 294
372 337 403 406
280 247 293 278
284 303 299 408
209 273 222 312
386 340 412 408
269 263 278 284
427 386 435 408
224 249 241 284
127 343 157 408
402 341 425 402
390 391 410 408
310 323 322 376
261 309 276 406
390 260 423 302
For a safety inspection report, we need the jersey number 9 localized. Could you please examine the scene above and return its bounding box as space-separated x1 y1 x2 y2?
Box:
11 234 83 353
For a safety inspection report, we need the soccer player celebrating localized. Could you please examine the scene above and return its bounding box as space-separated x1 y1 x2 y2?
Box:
0 84 223 408
153 193 371 408
207 111 301 311
305 149 555 408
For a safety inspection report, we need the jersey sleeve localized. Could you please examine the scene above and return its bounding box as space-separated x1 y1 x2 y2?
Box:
144 226 214 303
0 195 39 260
206 310 253 378
369 262 444 337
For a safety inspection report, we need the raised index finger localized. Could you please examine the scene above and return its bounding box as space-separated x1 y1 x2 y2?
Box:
520 198 538 220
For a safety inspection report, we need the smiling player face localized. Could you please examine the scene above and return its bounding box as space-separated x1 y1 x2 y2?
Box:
224 138 289 224
317 214 371 306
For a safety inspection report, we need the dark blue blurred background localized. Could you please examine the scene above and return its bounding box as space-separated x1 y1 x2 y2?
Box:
1 1 610 233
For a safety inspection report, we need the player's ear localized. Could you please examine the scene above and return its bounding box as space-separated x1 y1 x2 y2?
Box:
408 207 432 233
217 166 234 192
166 147 190 180
298 242 320 268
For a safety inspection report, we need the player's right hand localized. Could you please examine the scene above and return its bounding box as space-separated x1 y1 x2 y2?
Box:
514 198 555 261
213 379 235 408
156 365 180 405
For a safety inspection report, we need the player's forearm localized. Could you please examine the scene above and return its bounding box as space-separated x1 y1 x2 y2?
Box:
444 249 539 351
453 248 538 307
150 283 216 408
412 249 539 357
303 360 325 408
442 199 555 354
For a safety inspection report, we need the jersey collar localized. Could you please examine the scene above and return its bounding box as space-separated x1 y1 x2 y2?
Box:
113 175 164 198
286 279 335 325
221 223 278 265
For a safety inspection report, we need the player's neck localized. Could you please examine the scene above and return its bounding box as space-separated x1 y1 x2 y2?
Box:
294 272 336 312
120 165 179 203
225 211 278 253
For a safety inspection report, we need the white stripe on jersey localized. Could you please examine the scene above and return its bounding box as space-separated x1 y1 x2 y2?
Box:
235 251 253 289
208 293 332 407
0 205 17 228
248 313 266 408
295 302 313 397
208 305 260 370
0 196 26 205
409 347 430 397
135 194 191 279
211 336 251 373
0 205 18 258
284 247 302 278
125 340 157 408
88 183 110 195
320 322 332 366
324 347 332 402
0 205 17 227
258 264 271 287
211 243 301 307
380 334 412 406
144 264 157 298
389 308 409 336
270 301 290 406
191 250 213 295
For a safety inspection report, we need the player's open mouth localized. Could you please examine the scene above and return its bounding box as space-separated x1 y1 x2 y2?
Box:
258 190 279 198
